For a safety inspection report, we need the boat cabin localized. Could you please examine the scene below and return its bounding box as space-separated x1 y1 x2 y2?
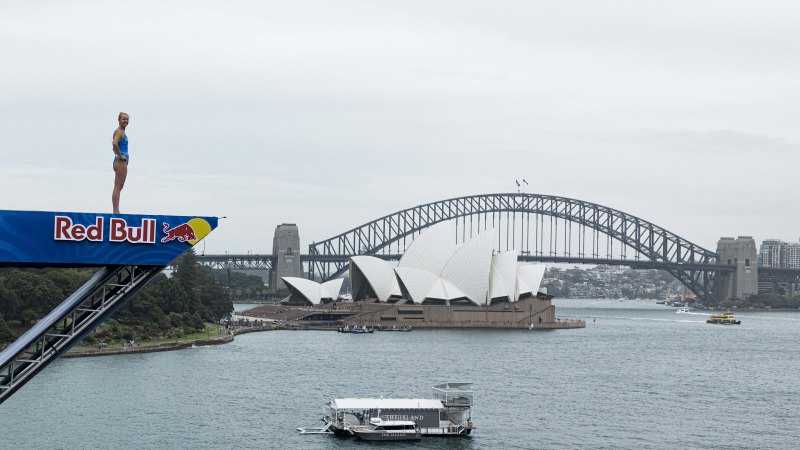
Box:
323 383 475 437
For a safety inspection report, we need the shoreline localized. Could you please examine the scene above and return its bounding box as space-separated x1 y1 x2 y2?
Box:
64 334 235 358
62 323 290 358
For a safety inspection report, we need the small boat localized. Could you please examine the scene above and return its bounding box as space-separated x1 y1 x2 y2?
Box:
676 307 690 313
351 418 421 441
377 325 412 332
337 325 374 333
706 311 741 325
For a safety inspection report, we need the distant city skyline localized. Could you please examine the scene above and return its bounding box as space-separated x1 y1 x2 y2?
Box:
2 1 799 253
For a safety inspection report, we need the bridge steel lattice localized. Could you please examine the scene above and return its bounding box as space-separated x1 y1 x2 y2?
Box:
307 193 727 302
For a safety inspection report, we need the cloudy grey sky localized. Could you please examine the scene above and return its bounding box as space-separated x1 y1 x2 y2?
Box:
2 1 798 254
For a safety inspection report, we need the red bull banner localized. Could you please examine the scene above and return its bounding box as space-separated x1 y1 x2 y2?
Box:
0 210 218 266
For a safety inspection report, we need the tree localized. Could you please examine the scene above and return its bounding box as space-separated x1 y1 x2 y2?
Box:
0 313 14 341
1 249 234 345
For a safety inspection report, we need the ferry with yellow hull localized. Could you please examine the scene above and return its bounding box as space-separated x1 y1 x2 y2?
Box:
706 311 741 325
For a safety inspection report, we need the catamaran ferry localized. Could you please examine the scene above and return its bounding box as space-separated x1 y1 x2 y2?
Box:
706 311 741 325
299 382 475 439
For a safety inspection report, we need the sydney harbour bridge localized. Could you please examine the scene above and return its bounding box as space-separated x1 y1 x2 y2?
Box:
196 193 799 302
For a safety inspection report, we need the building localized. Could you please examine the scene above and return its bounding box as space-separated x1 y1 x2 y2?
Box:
277 222 584 330
787 242 800 269
348 223 547 306
759 239 786 267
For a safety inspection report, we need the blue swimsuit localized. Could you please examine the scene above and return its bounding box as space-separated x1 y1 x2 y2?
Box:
115 134 129 165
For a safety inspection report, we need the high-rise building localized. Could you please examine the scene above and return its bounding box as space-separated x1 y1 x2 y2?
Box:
787 242 800 269
759 239 787 267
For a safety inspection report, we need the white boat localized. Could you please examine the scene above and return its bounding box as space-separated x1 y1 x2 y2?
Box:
351 418 421 441
676 307 690 313
337 325 373 333
314 383 475 438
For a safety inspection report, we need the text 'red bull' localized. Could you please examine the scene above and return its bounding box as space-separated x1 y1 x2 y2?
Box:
54 216 156 244
161 222 197 243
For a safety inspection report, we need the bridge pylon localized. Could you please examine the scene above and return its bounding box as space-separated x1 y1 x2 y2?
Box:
713 237 758 301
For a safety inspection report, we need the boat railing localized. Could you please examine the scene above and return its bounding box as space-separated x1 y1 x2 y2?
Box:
433 390 474 406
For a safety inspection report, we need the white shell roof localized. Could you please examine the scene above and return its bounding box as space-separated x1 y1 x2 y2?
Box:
346 223 546 305
489 250 518 301
331 398 444 410
321 278 344 299
424 278 468 303
398 222 455 274
350 256 401 302
516 264 546 297
439 230 494 305
394 267 439 304
281 277 329 305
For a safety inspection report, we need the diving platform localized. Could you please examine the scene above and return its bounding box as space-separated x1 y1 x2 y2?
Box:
0 210 218 405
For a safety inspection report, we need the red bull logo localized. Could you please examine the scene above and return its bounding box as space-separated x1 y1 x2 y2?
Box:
52 215 211 246
160 218 212 245
5 210 218 267
161 222 196 243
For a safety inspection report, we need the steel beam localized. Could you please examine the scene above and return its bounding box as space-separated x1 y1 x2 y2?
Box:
0 265 164 405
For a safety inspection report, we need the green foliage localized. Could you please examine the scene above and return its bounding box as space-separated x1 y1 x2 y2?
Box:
0 313 15 341
0 249 234 344
744 292 800 309
168 312 183 327
0 267 96 326
213 269 267 299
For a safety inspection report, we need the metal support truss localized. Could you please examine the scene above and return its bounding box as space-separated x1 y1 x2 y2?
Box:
193 254 274 271
306 193 725 302
757 267 800 284
0 264 164 405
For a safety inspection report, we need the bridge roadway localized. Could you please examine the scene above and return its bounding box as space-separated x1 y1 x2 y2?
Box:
195 253 800 291
195 253 737 273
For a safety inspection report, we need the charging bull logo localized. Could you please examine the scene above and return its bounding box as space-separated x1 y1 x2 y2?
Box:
160 218 213 245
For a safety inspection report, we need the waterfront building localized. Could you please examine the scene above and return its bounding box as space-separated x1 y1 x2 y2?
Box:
279 223 583 329
787 242 800 269
759 239 786 268
348 224 547 306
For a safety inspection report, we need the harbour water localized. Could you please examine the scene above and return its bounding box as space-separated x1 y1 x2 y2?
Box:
2 300 799 449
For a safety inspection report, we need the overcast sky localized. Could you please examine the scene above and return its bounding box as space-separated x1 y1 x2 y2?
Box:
2 1 799 254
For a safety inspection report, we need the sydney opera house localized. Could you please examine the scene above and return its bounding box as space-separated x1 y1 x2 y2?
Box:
281 223 583 329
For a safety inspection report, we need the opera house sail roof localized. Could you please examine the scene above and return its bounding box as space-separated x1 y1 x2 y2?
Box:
281 276 343 305
278 220 547 309
348 223 547 306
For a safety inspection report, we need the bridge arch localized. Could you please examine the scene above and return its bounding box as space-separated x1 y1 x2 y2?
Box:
308 193 723 301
